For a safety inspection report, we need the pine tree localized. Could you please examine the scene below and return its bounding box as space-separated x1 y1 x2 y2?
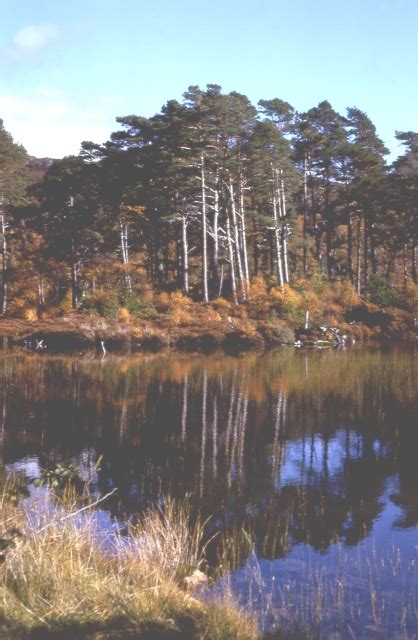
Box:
0 120 28 315
344 108 388 288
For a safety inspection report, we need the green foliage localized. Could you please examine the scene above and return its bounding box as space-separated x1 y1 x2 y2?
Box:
367 275 400 307
121 291 159 320
268 312 296 344
0 87 417 324
0 120 28 205
80 290 119 318
33 463 82 490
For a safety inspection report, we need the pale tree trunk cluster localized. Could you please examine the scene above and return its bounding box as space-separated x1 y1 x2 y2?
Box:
196 155 291 304
271 165 290 290
0 208 8 316
119 214 132 294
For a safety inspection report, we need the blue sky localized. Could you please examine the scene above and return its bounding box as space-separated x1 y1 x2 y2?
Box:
0 0 417 158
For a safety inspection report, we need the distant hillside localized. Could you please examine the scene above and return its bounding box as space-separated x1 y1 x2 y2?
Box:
26 156 55 181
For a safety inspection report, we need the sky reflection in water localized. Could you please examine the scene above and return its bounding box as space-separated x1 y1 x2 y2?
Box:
1 346 417 637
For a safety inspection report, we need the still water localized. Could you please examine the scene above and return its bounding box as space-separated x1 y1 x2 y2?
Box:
1 346 417 638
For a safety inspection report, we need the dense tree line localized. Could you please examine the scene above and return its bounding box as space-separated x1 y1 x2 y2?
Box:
0 86 417 317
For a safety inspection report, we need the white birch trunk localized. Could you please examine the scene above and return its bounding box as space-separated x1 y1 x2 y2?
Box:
181 214 189 295
0 211 8 316
212 174 220 295
226 212 238 305
218 263 225 298
119 216 132 294
272 191 284 290
229 178 247 300
239 176 251 299
280 170 290 284
201 156 209 303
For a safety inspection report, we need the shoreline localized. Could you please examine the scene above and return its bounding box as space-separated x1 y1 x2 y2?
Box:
0 310 416 356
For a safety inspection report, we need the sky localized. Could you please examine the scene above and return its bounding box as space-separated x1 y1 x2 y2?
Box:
0 0 417 159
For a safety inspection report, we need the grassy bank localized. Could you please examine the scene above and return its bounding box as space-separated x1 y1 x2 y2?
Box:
0 486 258 640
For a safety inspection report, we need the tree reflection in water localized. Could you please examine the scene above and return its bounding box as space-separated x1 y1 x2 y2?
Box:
1 346 417 636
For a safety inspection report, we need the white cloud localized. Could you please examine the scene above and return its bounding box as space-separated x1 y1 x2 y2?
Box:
0 88 114 158
12 24 58 52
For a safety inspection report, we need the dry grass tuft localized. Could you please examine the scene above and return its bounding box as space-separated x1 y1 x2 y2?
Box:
0 486 258 640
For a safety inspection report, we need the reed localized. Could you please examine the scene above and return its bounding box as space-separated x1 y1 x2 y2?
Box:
0 485 257 640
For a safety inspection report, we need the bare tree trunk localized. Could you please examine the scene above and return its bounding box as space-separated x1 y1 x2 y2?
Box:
228 178 247 301
119 215 132 294
412 242 417 283
325 212 333 280
38 278 45 306
239 175 251 298
70 238 79 310
324 172 333 280
347 211 354 283
363 214 369 288
253 217 259 276
311 185 322 266
181 214 189 295
303 156 309 276
226 212 238 305
272 190 284 290
280 170 289 284
0 212 8 316
211 177 220 297
403 243 408 288
218 263 224 297
201 156 209 303
356 216 362 294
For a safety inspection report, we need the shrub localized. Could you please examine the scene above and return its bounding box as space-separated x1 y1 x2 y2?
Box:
154 291 171 312
282 285 304 324
367 275 400 307
212 297 232 317
118 306 132 323
335 279 360 310
80 290 119 318
249 276 271 319
23 307 38 322
264 316 295 344
402 280 418 313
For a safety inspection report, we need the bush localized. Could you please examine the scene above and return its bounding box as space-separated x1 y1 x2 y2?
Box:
401 280 418 313
335 279 360 310
262 316 295 345
282 285 304 324
80 290 119 318
367 275 400 307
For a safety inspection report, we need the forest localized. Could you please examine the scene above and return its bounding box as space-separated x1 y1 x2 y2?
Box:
0 85 417 345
